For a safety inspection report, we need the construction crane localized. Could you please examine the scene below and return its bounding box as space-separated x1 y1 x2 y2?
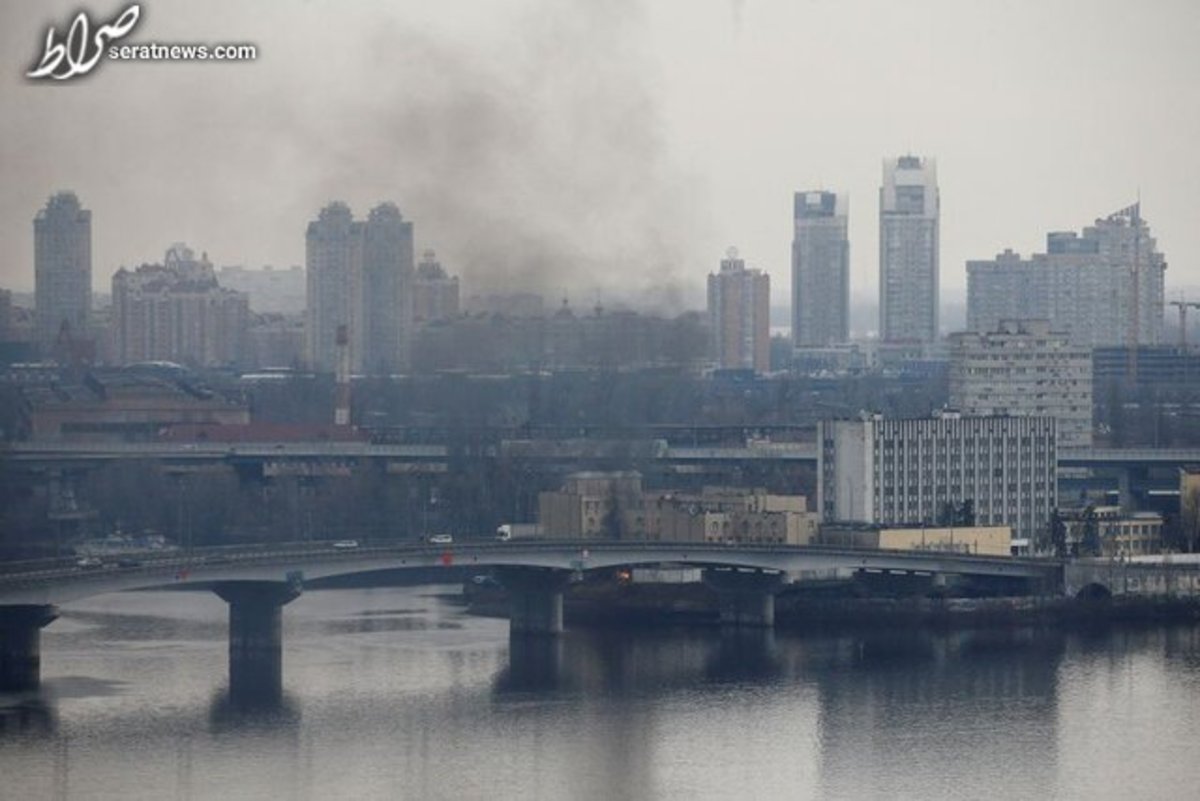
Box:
1168 299 1200 348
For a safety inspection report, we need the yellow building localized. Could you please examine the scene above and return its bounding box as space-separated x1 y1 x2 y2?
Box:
877 526 1013 557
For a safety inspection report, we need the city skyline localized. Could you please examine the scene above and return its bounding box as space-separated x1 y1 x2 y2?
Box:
2 0 1197 317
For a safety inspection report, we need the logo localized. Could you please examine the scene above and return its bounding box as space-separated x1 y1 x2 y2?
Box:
28 4 141 81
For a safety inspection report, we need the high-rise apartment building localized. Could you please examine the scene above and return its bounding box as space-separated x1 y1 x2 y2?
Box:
34 192 92 352
966 205 1166 347
818 412 1057 545
306 202 362 373
361 202 414 374
707 248 769 373
879 157 939 343
948 320 1093 449
792 191 849 348
305 202 414 374
413 250 460 324
111 244 249 367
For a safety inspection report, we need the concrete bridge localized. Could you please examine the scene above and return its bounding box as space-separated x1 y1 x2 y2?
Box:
0 540 1060 696
1063 557 1200 600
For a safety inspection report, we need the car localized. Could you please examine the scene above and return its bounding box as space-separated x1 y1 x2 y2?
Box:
429 534 453 545
76 556 102 569
332 539 360 549
116 557 142 568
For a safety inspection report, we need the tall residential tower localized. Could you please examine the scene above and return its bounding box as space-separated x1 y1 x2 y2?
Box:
707 248 770 373
34 191 92 352
792 191 849 348
879 157 939 342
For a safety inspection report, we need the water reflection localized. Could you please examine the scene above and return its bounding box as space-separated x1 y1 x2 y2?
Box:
208 685 301 731
495 634 564 692
706 628 780 683
3 589 1198 800
0 692 56 737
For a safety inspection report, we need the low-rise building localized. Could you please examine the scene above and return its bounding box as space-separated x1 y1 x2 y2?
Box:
538 473 816 544
820 523 1014 557
1062 506 1164 557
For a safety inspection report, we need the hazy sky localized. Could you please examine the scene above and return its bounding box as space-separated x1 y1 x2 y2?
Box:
2 0 1198 320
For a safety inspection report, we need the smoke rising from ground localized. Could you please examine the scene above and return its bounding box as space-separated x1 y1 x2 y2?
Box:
0 0 706 313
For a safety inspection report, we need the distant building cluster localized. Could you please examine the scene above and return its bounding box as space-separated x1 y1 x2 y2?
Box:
967 207 1166 347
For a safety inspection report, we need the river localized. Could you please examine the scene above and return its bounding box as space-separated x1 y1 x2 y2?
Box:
2 586 1199 800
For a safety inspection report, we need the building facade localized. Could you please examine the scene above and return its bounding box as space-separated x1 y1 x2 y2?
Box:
707 248 770 373
792 191 849 348
818 413 1057 545
110 244 249 367
216 265 305 315
34 191 92 353
966 205 1166 347
538 473 816 545
306 202 362 373
879 156 939 343
360 202 414 374
948 320 1093 449
413 250 460 324
306 202 415 374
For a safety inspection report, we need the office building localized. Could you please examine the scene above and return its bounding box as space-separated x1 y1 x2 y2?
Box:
111 244 249 367
879 156 939 342
707 248 770 373
948 320 1093 448
967 205 1166 347
818 412 1057 546
792 191 849 348
34 192 92 352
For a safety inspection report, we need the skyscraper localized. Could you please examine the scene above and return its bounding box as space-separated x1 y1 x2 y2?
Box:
791 191 849 348
360 202 414 374
879 156 939 342
34 191 92 352
707 248 769 373
306 202 361 372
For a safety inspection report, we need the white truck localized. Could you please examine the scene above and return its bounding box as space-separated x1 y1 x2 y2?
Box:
495 523 541 541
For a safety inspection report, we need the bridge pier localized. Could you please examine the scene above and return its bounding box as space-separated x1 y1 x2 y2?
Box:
703 569 786 628
0 605 59 692
213 581 301 706
496 567 571 636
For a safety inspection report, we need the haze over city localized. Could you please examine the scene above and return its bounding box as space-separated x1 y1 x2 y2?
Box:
2 0 1198 317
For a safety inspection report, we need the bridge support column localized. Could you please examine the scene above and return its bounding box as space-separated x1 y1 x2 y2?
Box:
0 605 58 692
213 581 301 706
704 569 786 628
496 567 571 636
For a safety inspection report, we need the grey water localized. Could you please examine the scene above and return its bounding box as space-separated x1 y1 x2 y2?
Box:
2 586 1200 800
